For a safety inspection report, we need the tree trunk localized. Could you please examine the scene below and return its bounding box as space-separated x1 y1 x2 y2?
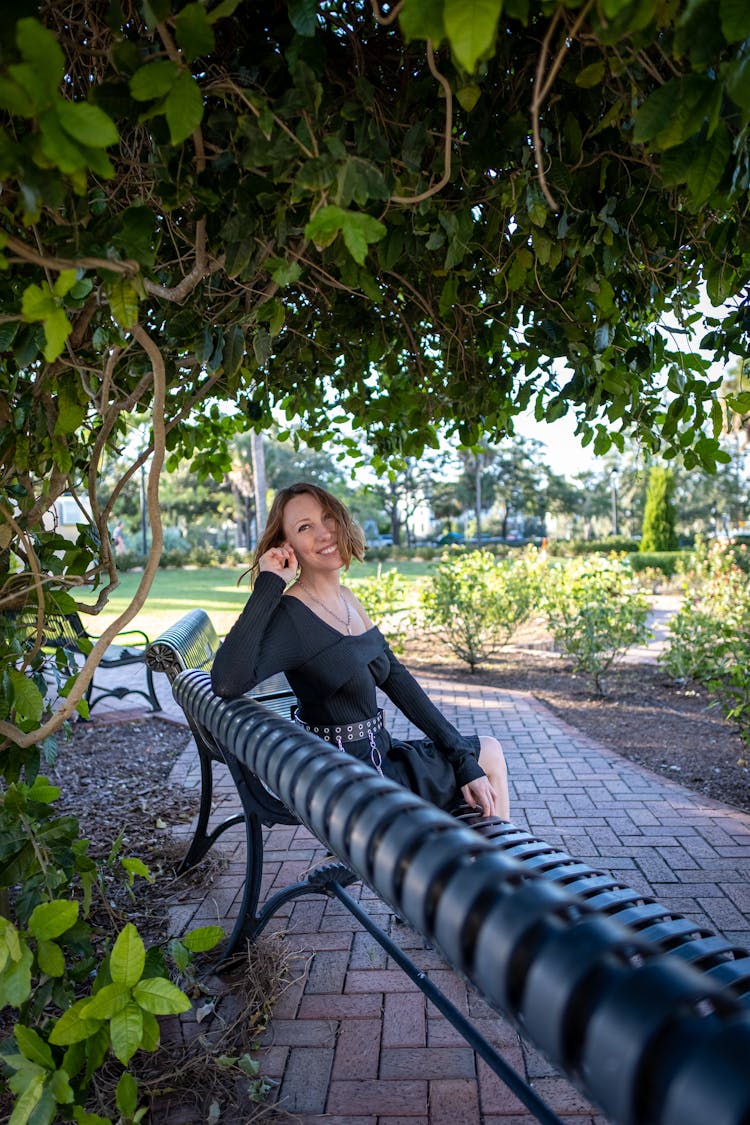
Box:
251 432 267 544
475 456 482 545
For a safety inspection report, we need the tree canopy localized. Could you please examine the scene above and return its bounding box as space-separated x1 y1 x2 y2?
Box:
2 0 750 745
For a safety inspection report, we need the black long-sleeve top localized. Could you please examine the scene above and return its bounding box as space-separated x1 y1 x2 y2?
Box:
211 571 484 789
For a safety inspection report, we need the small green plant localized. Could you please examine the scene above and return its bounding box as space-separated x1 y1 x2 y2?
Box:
419 549 541 671
352 567 411 652
1 908 223 1124
542 557 652 693
661 543 750 744
640 465 678 552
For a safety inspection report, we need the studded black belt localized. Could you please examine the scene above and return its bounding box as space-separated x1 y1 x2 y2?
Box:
293 708 384 745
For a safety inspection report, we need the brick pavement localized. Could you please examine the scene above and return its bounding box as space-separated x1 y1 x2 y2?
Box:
113 664 750 1125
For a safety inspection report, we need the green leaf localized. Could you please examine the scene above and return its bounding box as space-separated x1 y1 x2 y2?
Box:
8 669 44 723
49 999 103 1046
14 1024 55 1070
26 776 61 804
456 83 482 112
0 944 33 1008
80 982 132 1020
21 282 55 321
336 157 390 207
444 0 503 73
222 324 245 376
7 1072 44 1125
129 61 179 102
174 2 216 61
28 899 79 941
399 0 446 44
36 939 66 977
0 75 37 116
116 1071 139 1118
304 205 345 249
53 269 79 298
42 307 72 361
110 923 145 987
140 1010 160 1052
305 205 386 265
253 328 272 365
633 76 718 150
165 71 204 144
575 61 605 88
720 0 750 42
288 0 318 36
686 120 730 207
56 101 119 148
267 257 302 287
37 107 88 173
107 278 139 329
16 18 65 87
121 857 153 886
55 383 87 436
110 1002 144 1065
341 211 387 264
726 58 750 111
181 925 224 952
132 977 191 1014
72 1110 110 1125
206 0 243 22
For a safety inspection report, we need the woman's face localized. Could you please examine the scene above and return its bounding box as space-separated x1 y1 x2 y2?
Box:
281 493 343 574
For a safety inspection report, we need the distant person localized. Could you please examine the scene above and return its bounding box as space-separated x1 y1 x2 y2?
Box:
112 521 125 555
211 482 509 819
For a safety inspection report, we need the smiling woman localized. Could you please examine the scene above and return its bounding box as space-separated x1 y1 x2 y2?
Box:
211 481 510 820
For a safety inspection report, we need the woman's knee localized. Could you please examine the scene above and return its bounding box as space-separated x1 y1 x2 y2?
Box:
479 735 507 777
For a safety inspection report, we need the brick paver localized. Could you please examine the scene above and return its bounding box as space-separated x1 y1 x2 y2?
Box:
94 660 750 1123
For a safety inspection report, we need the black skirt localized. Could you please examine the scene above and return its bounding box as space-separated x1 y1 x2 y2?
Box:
348 727 481 812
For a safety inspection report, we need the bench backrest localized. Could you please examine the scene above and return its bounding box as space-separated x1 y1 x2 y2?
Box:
146 609 299 826
17 608 88 651
145 608 219 681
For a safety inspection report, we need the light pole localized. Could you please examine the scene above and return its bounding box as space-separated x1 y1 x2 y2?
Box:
140 462 148 554
611 469 619 536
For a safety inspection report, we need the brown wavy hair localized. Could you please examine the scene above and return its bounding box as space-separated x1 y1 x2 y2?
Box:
246 482 366 583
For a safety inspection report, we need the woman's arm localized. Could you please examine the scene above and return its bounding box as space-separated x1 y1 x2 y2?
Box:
378 642 485 787
210 570 296 697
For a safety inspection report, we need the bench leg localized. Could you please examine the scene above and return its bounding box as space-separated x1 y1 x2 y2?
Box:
178 749 243 873
220 808 264 960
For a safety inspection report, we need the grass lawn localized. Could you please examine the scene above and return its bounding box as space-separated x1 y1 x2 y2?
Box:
89 559 433 638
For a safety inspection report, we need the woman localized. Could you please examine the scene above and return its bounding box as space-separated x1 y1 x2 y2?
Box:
211 482 509 819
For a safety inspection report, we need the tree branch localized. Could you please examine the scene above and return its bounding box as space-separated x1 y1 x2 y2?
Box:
391 42 453 205
2 231 139 277
531 1 594 211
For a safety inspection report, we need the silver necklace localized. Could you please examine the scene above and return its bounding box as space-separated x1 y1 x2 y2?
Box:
297 580 352 635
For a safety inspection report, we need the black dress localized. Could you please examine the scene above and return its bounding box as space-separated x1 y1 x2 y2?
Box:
210 572 484 811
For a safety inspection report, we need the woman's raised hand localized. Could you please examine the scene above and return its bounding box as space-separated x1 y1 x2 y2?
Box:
259 543 298 582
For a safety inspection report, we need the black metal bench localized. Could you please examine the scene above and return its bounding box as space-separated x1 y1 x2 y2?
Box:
171 668 750 1125
18 608 160 713
145 609 300 956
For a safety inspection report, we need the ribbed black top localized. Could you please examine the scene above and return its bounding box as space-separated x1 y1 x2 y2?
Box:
211 571 483 787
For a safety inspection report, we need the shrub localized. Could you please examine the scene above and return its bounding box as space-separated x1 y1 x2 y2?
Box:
542 557 652 693
627 551 690 578
547 537 641 557
418 549 542 671
640 465 678 551
661 544 750 743
352 568 411 652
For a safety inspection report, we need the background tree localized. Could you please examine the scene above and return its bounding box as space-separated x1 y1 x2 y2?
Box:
641 466 679 552
2 0 750 750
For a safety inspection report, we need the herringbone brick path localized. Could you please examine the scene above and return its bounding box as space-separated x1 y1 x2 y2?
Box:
142 669 750 1125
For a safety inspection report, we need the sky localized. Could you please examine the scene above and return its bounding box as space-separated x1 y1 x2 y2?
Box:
514 409 598 478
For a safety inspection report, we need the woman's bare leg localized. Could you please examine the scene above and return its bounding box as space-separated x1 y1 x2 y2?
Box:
478 736 510 819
